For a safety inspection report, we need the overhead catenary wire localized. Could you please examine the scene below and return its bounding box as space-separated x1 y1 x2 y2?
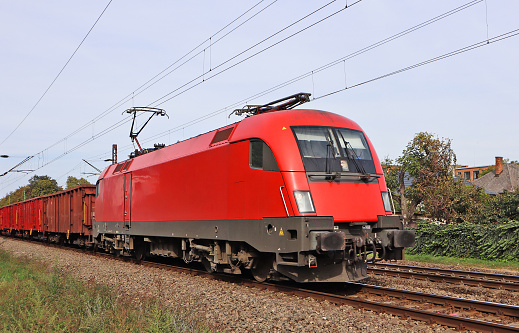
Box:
80 0 489 161
0 0 361 190
88 27 519 164
0 1 513 193
3 28 518 191
149 0 360 107
131 0 279 101
36 0 342 157
31 0 276 156
0 156 34 177
0 0 114 149
314 28 519 101
105 0 483 151
3 0 354 176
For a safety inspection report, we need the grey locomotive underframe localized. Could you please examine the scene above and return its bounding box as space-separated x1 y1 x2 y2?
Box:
93 215 413 283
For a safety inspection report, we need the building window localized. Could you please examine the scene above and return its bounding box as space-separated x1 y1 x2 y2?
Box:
464 171 470 180
473 170 479 180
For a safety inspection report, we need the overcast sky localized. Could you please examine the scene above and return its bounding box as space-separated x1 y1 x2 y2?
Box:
1 0 518 197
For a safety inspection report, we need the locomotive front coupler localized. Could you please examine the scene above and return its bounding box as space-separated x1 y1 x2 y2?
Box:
371 215 416 249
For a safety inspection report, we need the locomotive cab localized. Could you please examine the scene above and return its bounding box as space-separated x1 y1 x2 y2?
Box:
229 112 415 282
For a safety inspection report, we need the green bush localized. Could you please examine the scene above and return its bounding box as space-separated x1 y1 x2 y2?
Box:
407 220 519 261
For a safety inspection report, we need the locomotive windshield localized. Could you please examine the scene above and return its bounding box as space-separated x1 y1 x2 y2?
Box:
292 126 376 174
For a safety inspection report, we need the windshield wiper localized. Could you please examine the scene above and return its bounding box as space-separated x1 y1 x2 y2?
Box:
325 133 335 175
337 131 371 181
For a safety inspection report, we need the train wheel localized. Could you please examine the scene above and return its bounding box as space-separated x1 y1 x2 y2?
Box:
251 255 273 282
133 238 148 261
110 247 121 257
134 246 145 261
201 257 213 273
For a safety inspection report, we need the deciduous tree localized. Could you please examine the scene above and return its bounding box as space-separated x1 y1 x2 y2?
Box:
65 176 91 189
383 132 456 225
28 175 62 197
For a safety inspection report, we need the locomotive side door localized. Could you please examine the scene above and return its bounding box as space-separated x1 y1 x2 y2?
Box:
123 172 132 228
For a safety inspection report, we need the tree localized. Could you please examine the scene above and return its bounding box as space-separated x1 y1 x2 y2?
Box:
480 166 495 177
421 177 488 223
28 175 62 197
0 186 31 207
383 132 456 225
65 176 91 189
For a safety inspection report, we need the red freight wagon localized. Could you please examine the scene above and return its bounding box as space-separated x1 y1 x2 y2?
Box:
10 203 21 231
94 95 415 283
0 206 4 230
0 197 42 234
21 197 43 234
42 185 95 242
0 204 13 231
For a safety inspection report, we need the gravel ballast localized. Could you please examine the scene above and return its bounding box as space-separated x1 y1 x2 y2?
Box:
0 237 487 332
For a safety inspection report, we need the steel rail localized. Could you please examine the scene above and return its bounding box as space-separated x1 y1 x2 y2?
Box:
368 263 519 291
371 262 519 283
353 282 519 318
269 287 519 333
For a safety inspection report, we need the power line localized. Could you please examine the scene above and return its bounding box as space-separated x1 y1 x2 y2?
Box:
314 28 519 100
150 0 358 107
6 0 349 179
83 0 490 160
90 27 519 164
129 0 278 103
3 27 518 190
18 0 276 159
1 2 515 193
0 0 113 148
0 156 34 177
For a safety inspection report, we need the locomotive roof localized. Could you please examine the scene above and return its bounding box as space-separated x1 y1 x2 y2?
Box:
99 109 372 178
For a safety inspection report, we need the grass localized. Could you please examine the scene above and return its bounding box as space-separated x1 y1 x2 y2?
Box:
0 249 215 333
404 253 519 272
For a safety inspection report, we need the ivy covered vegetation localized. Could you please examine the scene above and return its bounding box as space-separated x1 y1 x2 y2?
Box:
408 220 519 261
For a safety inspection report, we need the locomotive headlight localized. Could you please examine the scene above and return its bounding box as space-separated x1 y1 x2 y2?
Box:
381 191 392 213
294 190 315 213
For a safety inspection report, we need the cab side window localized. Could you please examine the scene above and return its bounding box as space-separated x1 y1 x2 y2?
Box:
96 180 101 197
249 139 279 171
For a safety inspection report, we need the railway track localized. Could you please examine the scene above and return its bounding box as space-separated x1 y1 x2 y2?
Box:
132 256 519 332
139 258 519 332
4 237 519 332
368 262 519 291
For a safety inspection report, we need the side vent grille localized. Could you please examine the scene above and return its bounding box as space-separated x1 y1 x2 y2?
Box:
122 160 133 171
113 160 133 174
210 127 234 146
113 163 124 173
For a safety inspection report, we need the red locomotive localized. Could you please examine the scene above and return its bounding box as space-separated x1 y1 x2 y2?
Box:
93 93 414 282
1 94 414 282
